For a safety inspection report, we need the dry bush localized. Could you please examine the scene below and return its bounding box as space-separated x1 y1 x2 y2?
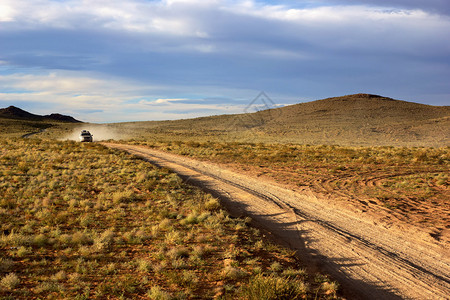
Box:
0 273 20 290
112 190 139 204
147 285 172 300
222 265 246 280
239 273 308 300
0 258 14 273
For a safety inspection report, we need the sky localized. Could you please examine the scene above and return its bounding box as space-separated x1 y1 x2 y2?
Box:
0 0 449 122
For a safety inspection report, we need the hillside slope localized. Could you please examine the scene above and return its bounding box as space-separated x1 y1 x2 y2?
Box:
0 106 81 123
0 106 82 137
115 94 449 147
260 94 450 146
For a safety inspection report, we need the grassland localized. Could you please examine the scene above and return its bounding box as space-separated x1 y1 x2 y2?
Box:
0 138 339 299
0 118 56 138
28 95 450 240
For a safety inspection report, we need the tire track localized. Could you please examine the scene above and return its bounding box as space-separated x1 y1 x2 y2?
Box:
103 143 450 300
129 146 449 284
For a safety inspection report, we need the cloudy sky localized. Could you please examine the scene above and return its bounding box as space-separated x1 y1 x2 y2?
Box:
0 0 449 122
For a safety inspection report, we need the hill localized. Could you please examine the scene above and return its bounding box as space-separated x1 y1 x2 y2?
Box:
0 105 82 138
113 94 449 147
0 106 81 123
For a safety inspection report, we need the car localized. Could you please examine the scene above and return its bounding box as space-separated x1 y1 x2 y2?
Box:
79 130 93 142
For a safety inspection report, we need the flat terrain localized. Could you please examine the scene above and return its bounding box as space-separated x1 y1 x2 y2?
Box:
105 143 450 300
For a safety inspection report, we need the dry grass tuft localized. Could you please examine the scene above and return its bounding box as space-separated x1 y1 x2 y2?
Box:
0 273 20 290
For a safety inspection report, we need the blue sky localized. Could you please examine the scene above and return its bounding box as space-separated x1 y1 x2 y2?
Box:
0 0 449 122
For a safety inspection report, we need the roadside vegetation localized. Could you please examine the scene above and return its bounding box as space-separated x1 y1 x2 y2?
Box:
130 140 449 232
0 138 340 299
0 118 55 138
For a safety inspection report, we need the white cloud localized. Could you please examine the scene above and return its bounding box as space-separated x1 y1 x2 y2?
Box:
1 0 449 57
139 98 188 105
0 70 156 118
0 71 143 102
0 1 16 22
0 69 254 122
0 0 215 38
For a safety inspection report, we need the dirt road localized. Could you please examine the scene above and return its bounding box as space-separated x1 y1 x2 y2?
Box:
21 128 46 138
103 143 450 299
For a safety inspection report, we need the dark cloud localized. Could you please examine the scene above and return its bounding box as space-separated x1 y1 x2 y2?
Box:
343 0 450 14
286 0 450 15
0 0 449 122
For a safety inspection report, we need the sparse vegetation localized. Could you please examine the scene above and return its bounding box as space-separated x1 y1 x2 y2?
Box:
131 140 449 230
0 138 339 299
2 94 447 298
0 118 55 138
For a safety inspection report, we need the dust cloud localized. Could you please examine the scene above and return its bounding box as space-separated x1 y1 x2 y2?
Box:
62 125 127 142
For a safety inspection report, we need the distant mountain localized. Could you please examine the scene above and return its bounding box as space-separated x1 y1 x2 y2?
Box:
0 106 81 123
0 106 42 120
43 113 81 123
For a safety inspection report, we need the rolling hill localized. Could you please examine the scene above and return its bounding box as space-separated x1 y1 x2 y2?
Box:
0 105 82 137
2 94 448 146
114 94 450 147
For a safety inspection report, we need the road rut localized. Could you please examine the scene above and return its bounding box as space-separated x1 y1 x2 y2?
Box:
103 143 450 299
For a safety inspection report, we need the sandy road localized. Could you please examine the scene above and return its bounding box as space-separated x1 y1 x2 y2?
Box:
103 143 450 300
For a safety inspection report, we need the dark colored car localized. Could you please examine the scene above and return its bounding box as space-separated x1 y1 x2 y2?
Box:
79 130 93 142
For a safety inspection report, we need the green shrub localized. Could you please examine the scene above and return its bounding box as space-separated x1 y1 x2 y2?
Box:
16 246 31 257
